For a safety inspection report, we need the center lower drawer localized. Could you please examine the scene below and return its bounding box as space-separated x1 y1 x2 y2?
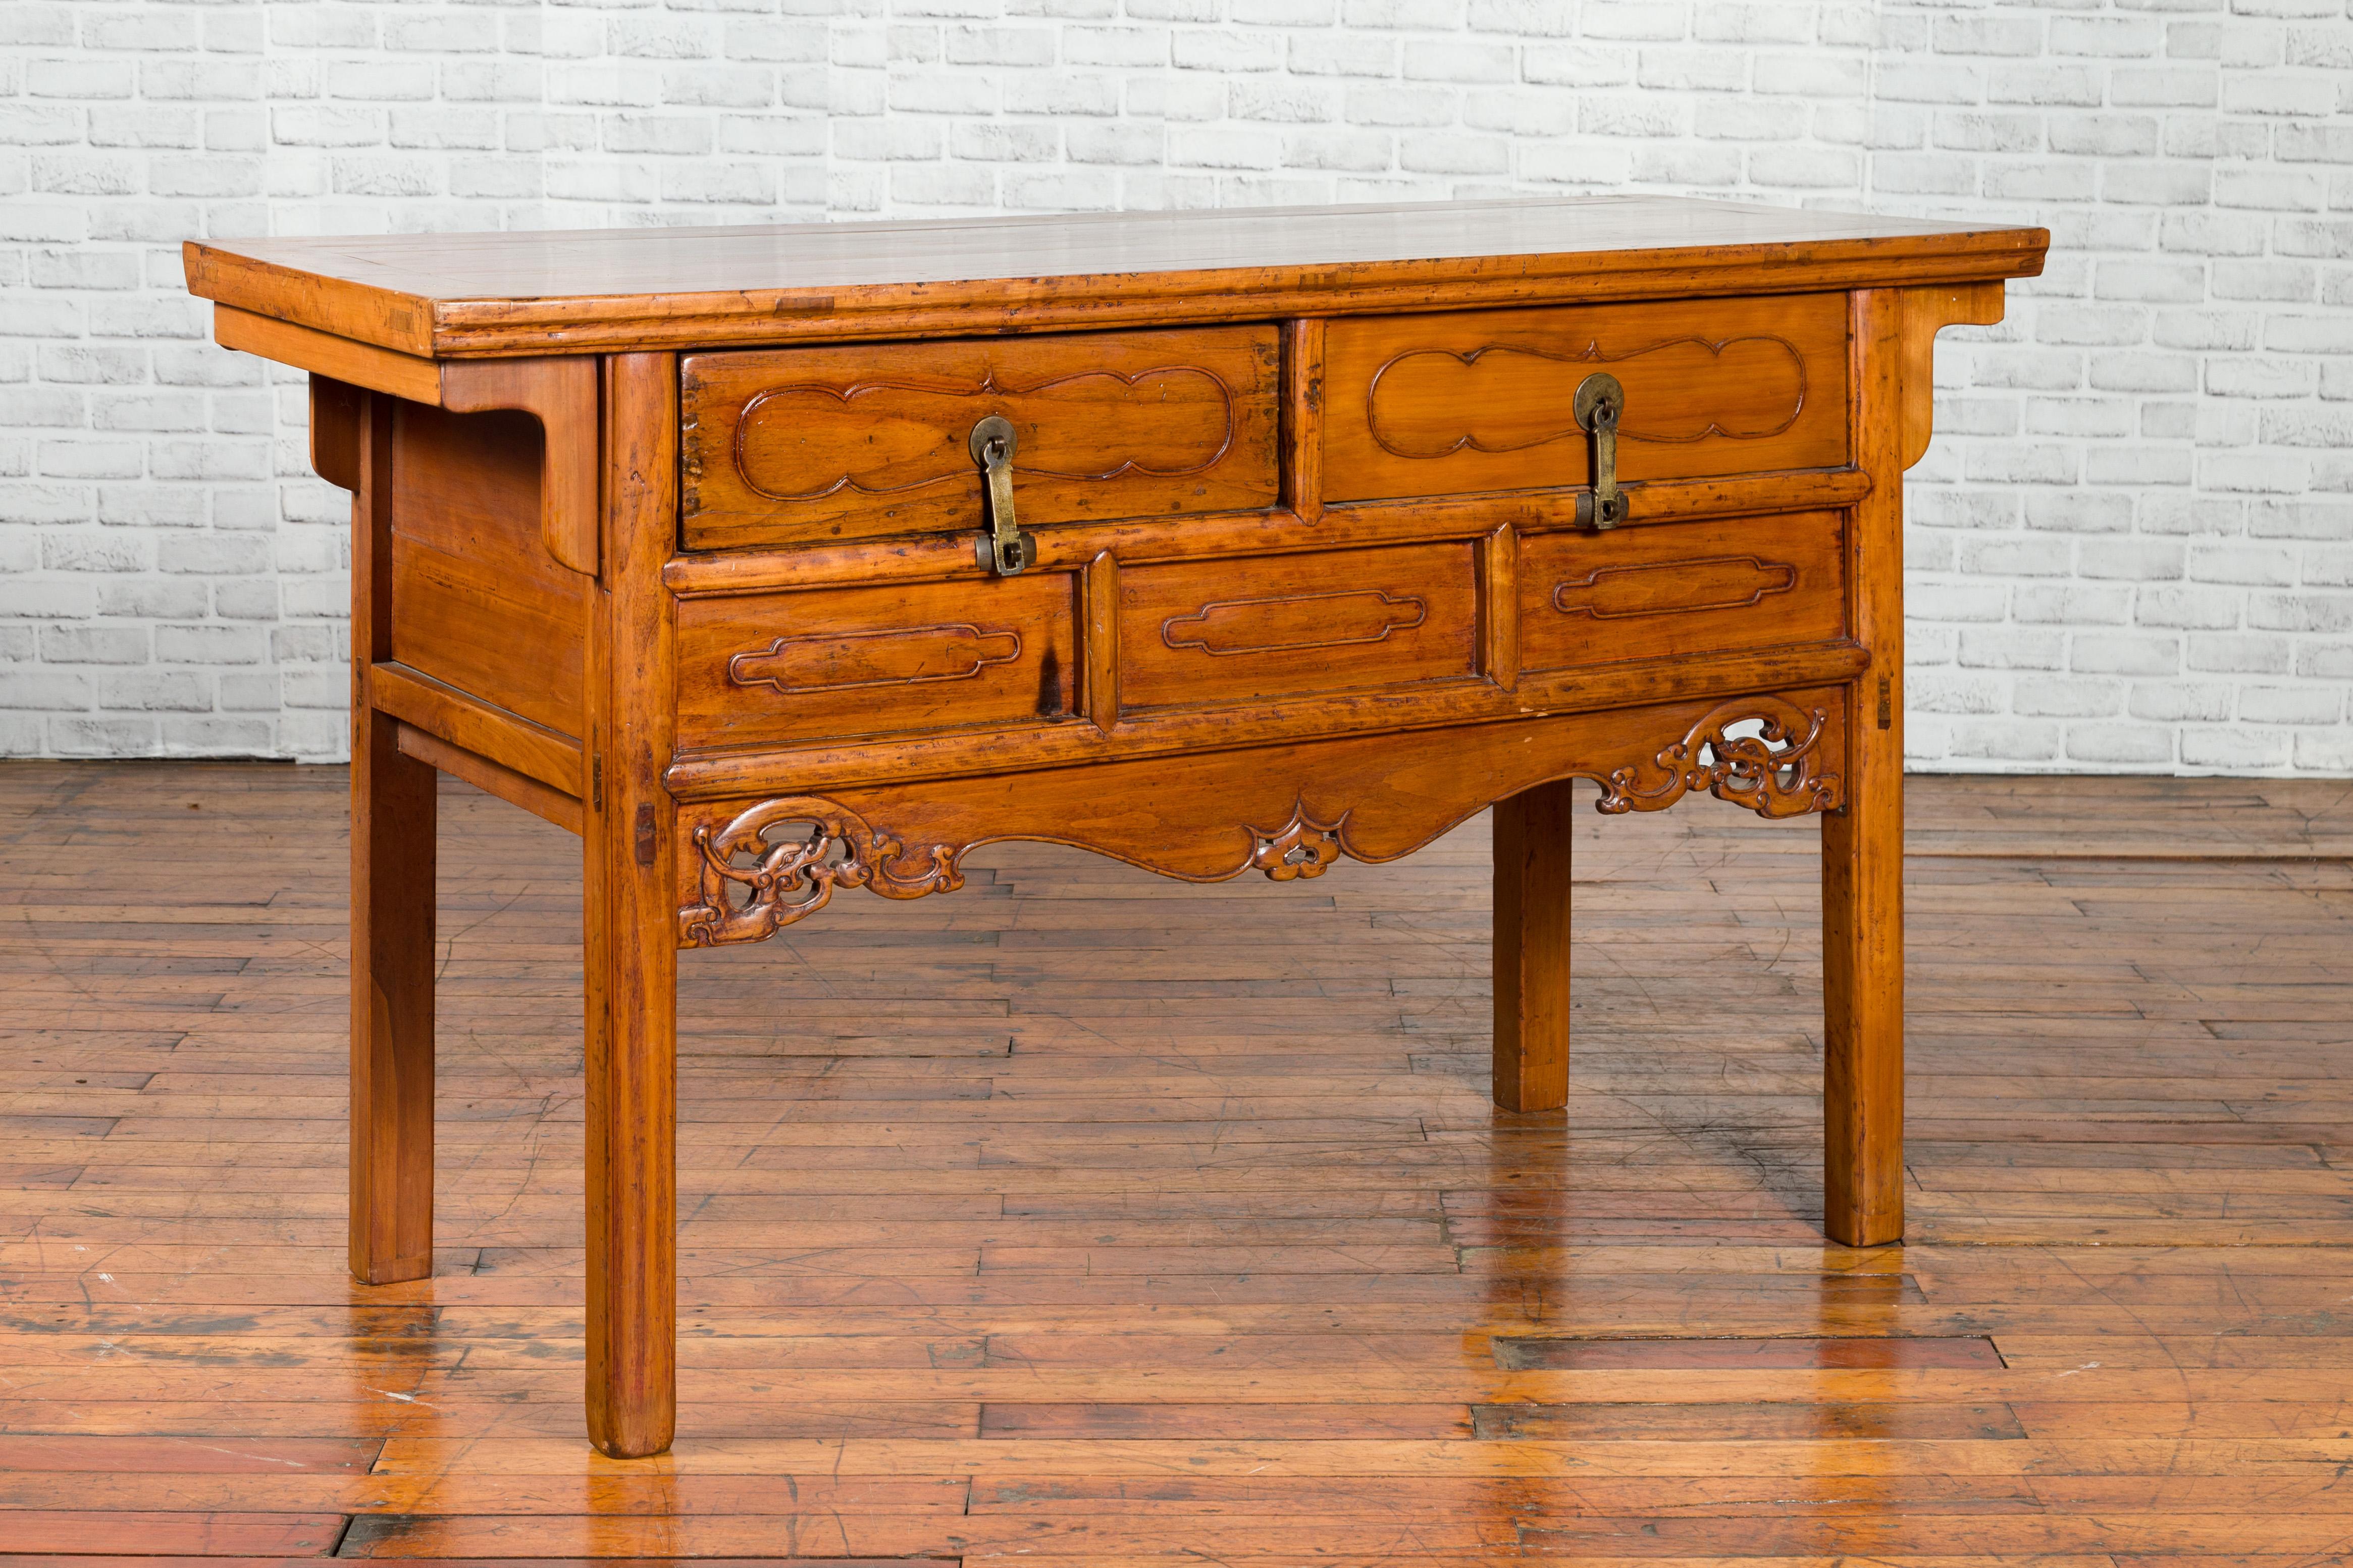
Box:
1117 541 1481 712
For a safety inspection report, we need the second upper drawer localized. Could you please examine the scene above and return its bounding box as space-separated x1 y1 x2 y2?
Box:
1321 293 1850 505
682 326 1282 552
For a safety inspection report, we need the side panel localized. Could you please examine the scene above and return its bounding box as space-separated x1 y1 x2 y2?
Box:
389 402 591 739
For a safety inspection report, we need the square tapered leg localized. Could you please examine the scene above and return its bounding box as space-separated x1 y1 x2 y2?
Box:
582 814 677 1459
348 381 437 1289
1493 779 1576 1114
583 350 683 1460
349 710 437 1284
1821 682 1905 1246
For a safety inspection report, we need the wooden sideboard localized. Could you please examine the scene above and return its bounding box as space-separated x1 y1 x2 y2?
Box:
184 198 2048 1457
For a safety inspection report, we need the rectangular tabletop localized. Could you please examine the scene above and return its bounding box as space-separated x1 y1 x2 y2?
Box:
183 195 2048 358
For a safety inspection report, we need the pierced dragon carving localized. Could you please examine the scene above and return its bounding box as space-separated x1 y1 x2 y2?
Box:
678 797 963 948
676 697 1844 946
1596 696 1843 820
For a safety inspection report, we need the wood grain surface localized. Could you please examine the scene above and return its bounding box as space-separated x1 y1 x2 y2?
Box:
1 761 2345 1561
680 327 1281 552
386 403 588 742
668 688 1849 939
1518 509 1848 673
1115 540 1479 712
1323 293 1851 504
185 197 2048 356
675 573 1079 751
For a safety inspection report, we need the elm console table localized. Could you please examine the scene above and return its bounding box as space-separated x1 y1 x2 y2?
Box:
185 198 2047 1456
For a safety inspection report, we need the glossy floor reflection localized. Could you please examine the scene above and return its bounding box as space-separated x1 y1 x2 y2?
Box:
0 762 2347 1564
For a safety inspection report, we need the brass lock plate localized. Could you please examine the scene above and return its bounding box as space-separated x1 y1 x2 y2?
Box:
1573 372 1627 530
969 414 1036 575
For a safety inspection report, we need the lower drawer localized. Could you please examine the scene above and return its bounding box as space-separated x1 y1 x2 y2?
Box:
1518 511 1848 674
677 574 1077 750
1118 540 1480 712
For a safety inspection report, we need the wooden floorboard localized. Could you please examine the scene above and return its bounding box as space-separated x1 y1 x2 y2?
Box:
0 761 2347 1563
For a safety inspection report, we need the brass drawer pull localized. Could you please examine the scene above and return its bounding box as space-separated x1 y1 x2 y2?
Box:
969 415 1035 575
1574 372 1626 529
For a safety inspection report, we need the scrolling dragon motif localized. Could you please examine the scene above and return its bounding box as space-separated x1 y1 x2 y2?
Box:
678 796 963 947
676 696 1845 946
1596 696 1844 820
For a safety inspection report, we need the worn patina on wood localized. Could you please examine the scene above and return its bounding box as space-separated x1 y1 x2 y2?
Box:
185 195 2048 1456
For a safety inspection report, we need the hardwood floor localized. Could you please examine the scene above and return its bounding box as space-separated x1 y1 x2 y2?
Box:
0 761 2348 1565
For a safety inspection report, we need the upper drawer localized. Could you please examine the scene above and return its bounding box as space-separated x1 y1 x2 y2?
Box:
681 327 1283 552
1320 293 1850 506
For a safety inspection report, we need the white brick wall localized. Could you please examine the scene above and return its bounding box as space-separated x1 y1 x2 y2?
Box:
2 0 2347 772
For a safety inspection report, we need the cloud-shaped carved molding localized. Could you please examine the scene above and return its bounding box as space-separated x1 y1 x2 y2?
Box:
728 623 1022 696
1162 589 1428 658
1551 554 1801 622
733 366 1238 503
1367 335 1809 460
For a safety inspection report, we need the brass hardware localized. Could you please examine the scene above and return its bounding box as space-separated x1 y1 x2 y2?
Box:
1876 674 1894 731
969 414 1034 576
1573 372 1627 530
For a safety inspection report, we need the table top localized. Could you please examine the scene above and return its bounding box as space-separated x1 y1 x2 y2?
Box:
184 195 2048 359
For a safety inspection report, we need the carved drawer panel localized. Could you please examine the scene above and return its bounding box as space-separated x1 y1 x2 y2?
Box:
1118 542 1479 712
677 574 1077 750
1519 511 1848 674
1321 293 1850 506
681 326 1282 553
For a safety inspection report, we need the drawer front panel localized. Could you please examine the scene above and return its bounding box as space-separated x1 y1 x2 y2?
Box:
677 574 1077 749
682 327 1282 552
1119 542 1479 711
1322 293 1850 505
1519 511 1848 674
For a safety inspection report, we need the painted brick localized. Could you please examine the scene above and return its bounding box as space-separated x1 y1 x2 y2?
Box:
1958 627 2067 670
2129 680 2236 723
2064 721 2175 766
2013 675 2125 718
2181 724 2292 770
2070 632 2182 676
1950 718 2062 761
2186 631 2295 673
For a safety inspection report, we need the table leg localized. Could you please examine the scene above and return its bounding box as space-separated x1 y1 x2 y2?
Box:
583 800 679 1459
1493 778 1575 1113
349 710 438 1283
583 352 684 1459
349 380 436 1287
1821 681 1905 1246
